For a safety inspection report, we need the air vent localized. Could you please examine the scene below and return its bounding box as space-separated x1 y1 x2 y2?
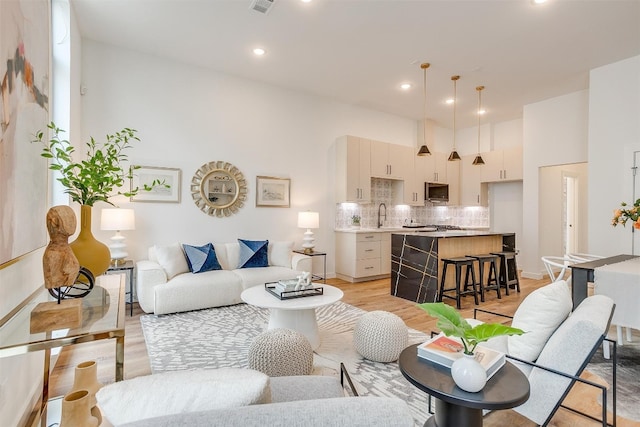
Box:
250 0 276 14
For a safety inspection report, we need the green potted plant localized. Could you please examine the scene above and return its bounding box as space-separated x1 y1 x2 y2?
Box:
418 302 524 392
33 122 167 278
351 215 361 228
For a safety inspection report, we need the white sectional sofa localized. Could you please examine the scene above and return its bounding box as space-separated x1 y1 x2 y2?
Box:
136 241 311 315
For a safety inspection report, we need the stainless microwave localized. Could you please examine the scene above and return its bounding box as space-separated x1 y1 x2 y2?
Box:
425 182 449 202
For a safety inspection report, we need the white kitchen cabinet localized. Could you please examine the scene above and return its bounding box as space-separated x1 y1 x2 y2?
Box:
446 159 460 205
460 155 488 206
380 232 391 275
481 146 523 182
424 151 449 184
403 155 426 206
336 136 371 202
335 231 391 282
370 140 411 180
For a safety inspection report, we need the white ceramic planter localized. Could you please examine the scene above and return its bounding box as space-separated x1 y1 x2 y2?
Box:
451 353 487 392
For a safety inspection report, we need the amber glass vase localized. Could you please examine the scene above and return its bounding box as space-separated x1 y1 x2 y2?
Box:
69 205 111 278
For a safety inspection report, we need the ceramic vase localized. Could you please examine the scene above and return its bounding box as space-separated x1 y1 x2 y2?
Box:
71 360 104 420
60 390 99 427
70 205 111 278
451 353 487 392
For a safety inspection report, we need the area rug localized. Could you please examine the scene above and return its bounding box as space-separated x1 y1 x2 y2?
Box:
587 328 640 422
140 301 431 426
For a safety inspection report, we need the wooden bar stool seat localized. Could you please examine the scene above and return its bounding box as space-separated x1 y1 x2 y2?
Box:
490 251 521 294
438 257 480 309
466 254 501 301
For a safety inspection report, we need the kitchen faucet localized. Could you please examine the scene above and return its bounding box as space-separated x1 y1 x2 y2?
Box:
377 203 387 228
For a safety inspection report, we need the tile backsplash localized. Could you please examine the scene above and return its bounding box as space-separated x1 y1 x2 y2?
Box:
335 178 490 229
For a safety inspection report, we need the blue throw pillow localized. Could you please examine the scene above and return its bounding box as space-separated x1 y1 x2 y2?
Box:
237 239 269 268
182 243 222 273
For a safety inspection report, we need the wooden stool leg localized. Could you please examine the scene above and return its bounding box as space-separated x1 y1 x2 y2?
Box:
455 263 462 309
490 260 501 299
466 264 479 305
477 260 485 303
438 263 448 302
500 257 510 296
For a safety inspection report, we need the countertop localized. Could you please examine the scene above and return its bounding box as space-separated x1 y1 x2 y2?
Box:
335 226 496 237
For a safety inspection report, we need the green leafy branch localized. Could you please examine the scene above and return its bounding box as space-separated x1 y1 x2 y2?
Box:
417 302 524 355
33 122 167 206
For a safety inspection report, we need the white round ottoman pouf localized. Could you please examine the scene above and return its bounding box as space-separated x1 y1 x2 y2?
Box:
353 311 409 362
248 328 314 376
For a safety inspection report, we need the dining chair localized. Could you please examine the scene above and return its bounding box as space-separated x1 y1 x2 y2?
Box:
541 256 573 283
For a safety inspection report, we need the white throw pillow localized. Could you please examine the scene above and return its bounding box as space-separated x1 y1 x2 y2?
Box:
96 368 271 425
507 280 572 362
154 242 189 280
268 241 294 267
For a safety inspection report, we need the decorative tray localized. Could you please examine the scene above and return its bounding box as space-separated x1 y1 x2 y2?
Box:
264 282 324 300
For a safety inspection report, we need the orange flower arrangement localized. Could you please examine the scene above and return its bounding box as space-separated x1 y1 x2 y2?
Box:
612 199 640 230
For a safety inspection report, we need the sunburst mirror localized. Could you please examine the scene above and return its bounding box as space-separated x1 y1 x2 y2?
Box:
190 161 247 217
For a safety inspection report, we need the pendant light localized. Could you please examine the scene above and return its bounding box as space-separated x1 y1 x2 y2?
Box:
447 75 461 161
472 85 486 165
417 63 431 156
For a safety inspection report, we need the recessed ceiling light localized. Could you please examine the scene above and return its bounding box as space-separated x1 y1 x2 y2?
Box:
253 48 266 56
400 83 412 90
532 0 548 4
301 0 312 3
445 98 455 105
478 109 486 115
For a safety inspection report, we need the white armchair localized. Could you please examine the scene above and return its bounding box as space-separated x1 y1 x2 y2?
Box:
473 282 616 426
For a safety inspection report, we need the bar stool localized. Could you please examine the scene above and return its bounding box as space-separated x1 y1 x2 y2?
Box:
438 257 480 309
491 251 521 294
466 254 501 301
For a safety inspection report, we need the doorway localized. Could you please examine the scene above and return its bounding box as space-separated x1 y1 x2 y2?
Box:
538 162 588 258
562 173 578 256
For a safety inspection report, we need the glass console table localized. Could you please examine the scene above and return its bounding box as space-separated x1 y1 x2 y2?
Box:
0 274 125 427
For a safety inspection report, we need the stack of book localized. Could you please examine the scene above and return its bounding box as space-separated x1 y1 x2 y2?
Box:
274 279 301 295
417 334 505 380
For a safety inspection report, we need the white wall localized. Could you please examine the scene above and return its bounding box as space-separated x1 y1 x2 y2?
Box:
538 163 589 258
521 90 589 278
588 55 640 255
81 40 417 277
0 3 83 424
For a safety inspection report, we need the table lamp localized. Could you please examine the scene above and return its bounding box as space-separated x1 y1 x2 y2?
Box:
100 208 135 265
298 211 319 254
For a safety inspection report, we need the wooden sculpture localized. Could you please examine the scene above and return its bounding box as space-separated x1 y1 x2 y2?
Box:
43 205 80 289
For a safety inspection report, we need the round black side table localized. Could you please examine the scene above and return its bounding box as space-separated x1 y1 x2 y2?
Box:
399 343 530 427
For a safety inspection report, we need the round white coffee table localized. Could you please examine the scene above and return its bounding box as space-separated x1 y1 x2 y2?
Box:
241 284 343 350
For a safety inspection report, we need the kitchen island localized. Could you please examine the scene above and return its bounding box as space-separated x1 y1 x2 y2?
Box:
391 230 515 303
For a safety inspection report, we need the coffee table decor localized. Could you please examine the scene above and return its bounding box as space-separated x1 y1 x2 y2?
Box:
265 282 324 300
418 302 524 392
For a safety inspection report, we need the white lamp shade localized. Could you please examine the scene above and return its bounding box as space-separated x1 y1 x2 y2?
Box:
298 211 319 229
101 208 135 231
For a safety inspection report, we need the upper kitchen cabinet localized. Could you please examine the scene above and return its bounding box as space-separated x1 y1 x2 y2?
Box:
370 140 412 180
460 155 488 206
446 159 460 205
481 146 523 182
336 136 371 203
403 154 426 206
423 151 449 184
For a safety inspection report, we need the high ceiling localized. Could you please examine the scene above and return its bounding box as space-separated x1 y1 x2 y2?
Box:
70 0 640 129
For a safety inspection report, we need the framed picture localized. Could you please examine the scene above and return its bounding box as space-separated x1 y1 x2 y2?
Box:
130 166 181 203
256 176 290 207
0 0 50 268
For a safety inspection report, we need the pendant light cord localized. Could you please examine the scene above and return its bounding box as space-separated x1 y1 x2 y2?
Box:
452 75 460 150
477 86 483 154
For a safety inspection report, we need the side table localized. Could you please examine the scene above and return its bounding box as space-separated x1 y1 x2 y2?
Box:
106 260 135 316
293 250 327 283
399 343 530 427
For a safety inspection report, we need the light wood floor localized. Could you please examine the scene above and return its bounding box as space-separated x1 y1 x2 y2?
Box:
50 276 638 427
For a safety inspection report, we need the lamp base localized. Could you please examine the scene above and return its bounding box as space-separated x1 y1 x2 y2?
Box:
301 229 315 254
